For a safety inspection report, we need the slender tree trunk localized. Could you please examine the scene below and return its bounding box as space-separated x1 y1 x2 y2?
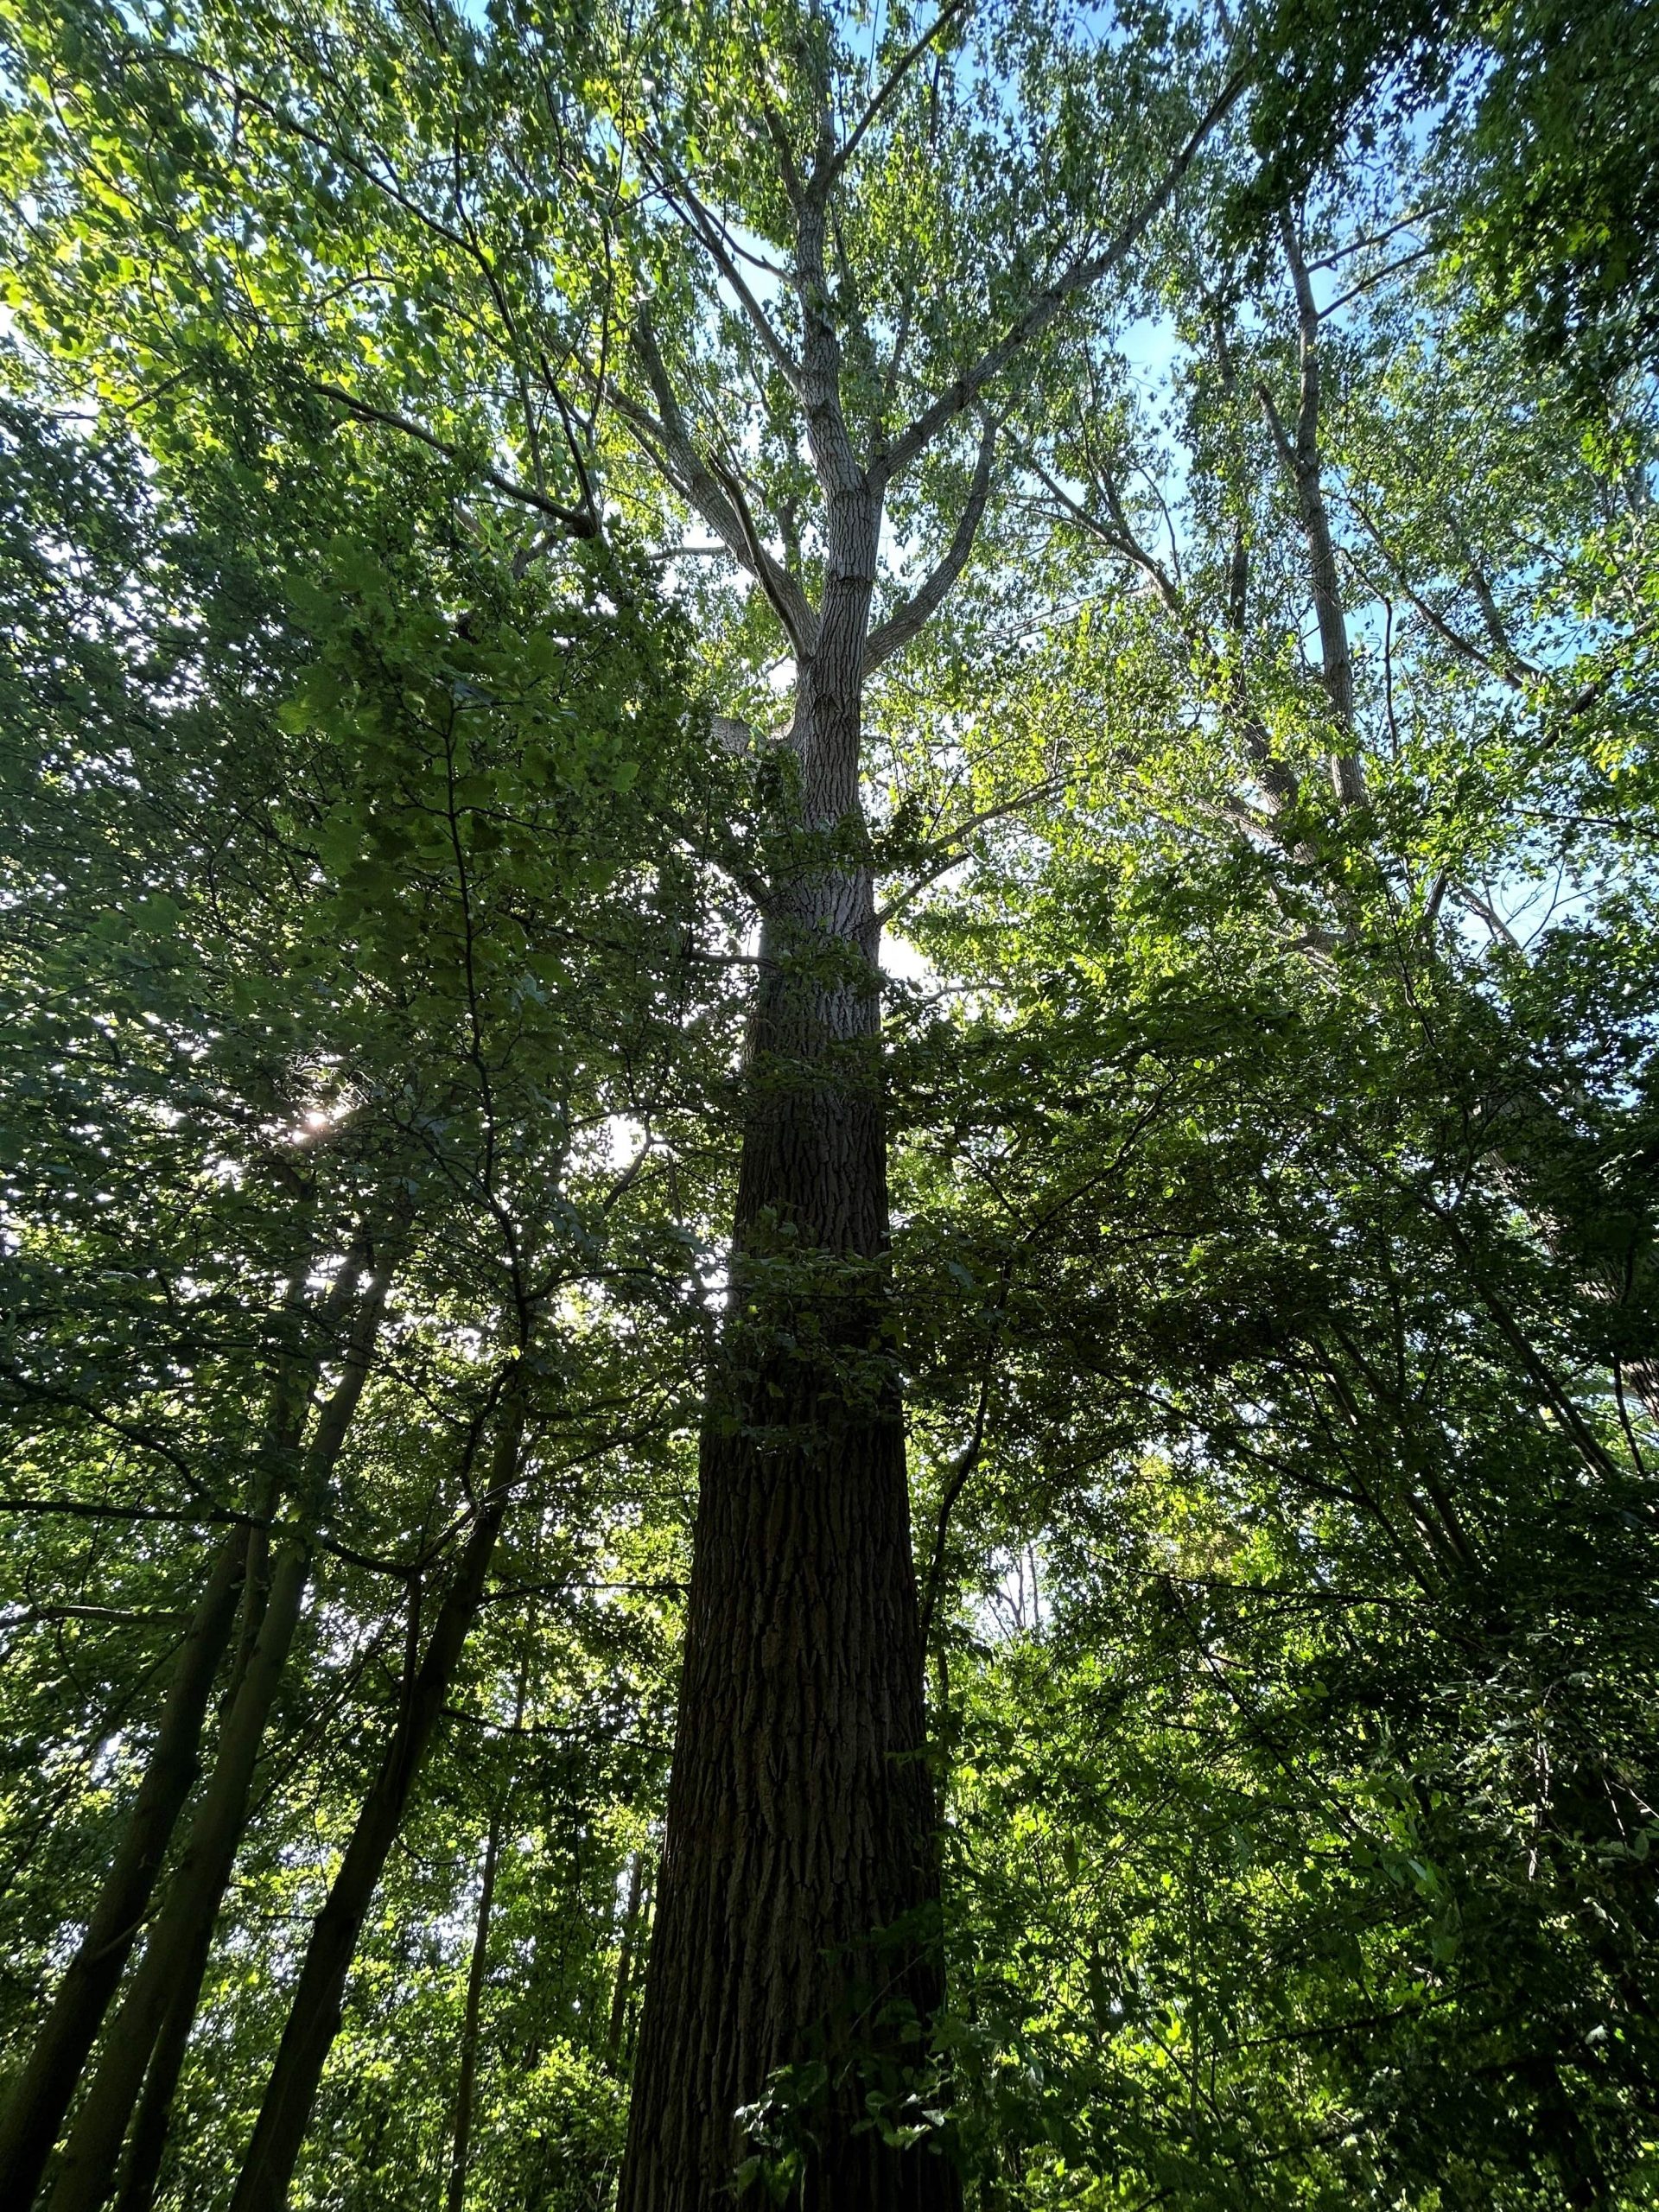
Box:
1259 208 1363 810
43 1263 393 2212
48 1546 312 2212
605 1851 646 2069
0 1246 369 2211
0 1527 245 2209
109 1258 398 2212
102 1464 320 2212
226 1376 527 2212
105 1963 202 2212
442 1803 505 2212
620 543 958 2211
444 1624 532 2212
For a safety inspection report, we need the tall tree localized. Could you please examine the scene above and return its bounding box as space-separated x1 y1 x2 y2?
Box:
0 0 1242 2190
564 11 1243 2199
5 0 1657 2203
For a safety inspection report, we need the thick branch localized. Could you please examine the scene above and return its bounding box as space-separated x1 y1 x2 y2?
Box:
918 1373 991 1648
794 199 868 497
619 319 817 653
1027 439 1301 821
313 385 597 536
863 416 996 671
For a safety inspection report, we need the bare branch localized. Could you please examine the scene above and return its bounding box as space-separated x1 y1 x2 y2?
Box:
3 1606 194 1629
1456 885 1526 953
1303 206 1442 270
1464 553 1537 677
1024 445 1183 614
313 384 598 537
820 0 972 194
707 447 820 653
648 160 804 391
1346 493 1528 687
874 776 1058 925
1319 244 1435 320
0 1497 249 1528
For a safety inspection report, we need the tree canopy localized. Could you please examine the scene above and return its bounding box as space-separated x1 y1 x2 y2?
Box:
2 0 1657 2207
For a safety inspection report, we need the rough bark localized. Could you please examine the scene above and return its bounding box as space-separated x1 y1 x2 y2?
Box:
601 76 1239 2186
226 1376 526 2212
43 1263 393 2212
620 493 957 2210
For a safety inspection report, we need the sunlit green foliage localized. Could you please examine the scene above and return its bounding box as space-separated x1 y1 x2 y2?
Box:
3 0 1658 2204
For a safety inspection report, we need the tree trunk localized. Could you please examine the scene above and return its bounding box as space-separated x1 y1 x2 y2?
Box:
442 1807 504 2212
106 1931 214 2212
0 1246 369 2211
0 1526 245 2209
443 1629 531 2212
605 1850 646 2069
42 1263 393 2212
227 1377 526 2212
619 551 957 2211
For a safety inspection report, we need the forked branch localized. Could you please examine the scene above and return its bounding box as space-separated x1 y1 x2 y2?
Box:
863 415 997 671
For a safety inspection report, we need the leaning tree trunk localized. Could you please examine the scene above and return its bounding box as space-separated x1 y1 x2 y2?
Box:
0 1526 246 2210
226 1374 527 2212
43 1260 394 2212
105 1943 211 2212
0 1248 367 2212
618 549 958 2211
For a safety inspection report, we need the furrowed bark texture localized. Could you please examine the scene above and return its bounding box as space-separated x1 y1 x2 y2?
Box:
619 510 957 2212
226 1377 526 2212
